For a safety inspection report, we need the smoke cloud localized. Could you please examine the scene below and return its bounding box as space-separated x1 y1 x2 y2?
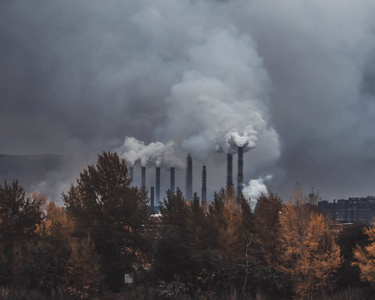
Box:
160 27 276 160
2 0 375 201
243 175 273 201
117 137 184 169
243 175 273 210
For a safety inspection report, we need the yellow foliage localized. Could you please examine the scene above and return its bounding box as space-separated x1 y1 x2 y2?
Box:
278 204 342 298
38 201 74 237
217 190 243 260
353 226 375 284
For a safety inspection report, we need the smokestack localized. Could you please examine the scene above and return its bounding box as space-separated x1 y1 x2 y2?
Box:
333 199 336 220
150 186 155 213
201 165 207 206
227 153 233 187
237 146 244 202
129 166 134 185
357 199 360 222
185 153 193 200
141 166 146 188
345 200 348 223
170 167 175 193
156 167 161 206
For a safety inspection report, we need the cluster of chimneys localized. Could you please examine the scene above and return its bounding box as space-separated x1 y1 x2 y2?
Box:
128 146 244 210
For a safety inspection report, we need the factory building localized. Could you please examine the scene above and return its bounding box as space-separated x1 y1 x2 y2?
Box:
318 196 375 223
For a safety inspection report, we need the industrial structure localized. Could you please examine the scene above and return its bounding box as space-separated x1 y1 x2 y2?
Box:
185 153 193 200
156 167 161 206
237 146 244 202
318 196 375 223
201 165 207 206
141 166 146 188
170 167 175 193
129 166 134 185
150 186 155 212
227 153 233 187
129 149 246 211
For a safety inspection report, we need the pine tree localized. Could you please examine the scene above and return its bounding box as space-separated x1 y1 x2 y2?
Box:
63 152 150 292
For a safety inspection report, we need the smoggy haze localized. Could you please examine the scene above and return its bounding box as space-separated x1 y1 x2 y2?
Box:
1 0 375 202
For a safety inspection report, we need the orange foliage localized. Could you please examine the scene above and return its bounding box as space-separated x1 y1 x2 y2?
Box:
353 226 375 284
278 203 342 298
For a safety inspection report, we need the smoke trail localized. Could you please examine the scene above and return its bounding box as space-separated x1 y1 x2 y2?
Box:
242 175 273 202
117 137 184 169
161 27 278 160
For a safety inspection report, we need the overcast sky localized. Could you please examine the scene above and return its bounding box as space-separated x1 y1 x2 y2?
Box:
1 0 375 202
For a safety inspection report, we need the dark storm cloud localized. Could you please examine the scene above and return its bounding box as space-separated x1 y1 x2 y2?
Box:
1 0 375 201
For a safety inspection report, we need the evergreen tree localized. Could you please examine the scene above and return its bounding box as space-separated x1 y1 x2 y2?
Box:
63 152 150 292
0 180 44 285
255 192 282 263
160 188 189 232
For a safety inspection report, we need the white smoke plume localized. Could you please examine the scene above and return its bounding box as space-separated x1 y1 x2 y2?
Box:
156 14 279 160
243 175 273 205
117 137 184 169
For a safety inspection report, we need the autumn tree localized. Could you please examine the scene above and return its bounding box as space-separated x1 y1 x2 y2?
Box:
63 152 150 292
208 188 243 260
278 203 342 298
336 223 370 288
63 236 103 299
353 226 375 284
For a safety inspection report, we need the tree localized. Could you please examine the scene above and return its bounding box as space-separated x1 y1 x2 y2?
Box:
353 226 375 284
160 188 189 232
44 201 73 238
254 192 282 263
278 204 342 298
152 226 192 283
0 180 44 285
63 152 150 292
0 180 44 245
336 223 370 288
63 236 103 300
186 193 211 251
209 188 243 260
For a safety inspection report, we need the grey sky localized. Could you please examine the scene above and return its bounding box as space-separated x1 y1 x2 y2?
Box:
1 0 375 202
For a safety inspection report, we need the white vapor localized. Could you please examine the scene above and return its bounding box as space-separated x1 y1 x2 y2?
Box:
243 175 273 210
150 3 279 161
117 137 184 169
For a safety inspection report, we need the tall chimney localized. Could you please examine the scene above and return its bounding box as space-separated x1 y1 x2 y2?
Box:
357 199 360 222
141 166 146 188
201 165 207 206
185 153 193 200
237 146 244 202
333 199 336 220
170 167 175 193
156 167 161 206
129 166 134 186
150 186 155 212
227 153 233 187
345 200 348 223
